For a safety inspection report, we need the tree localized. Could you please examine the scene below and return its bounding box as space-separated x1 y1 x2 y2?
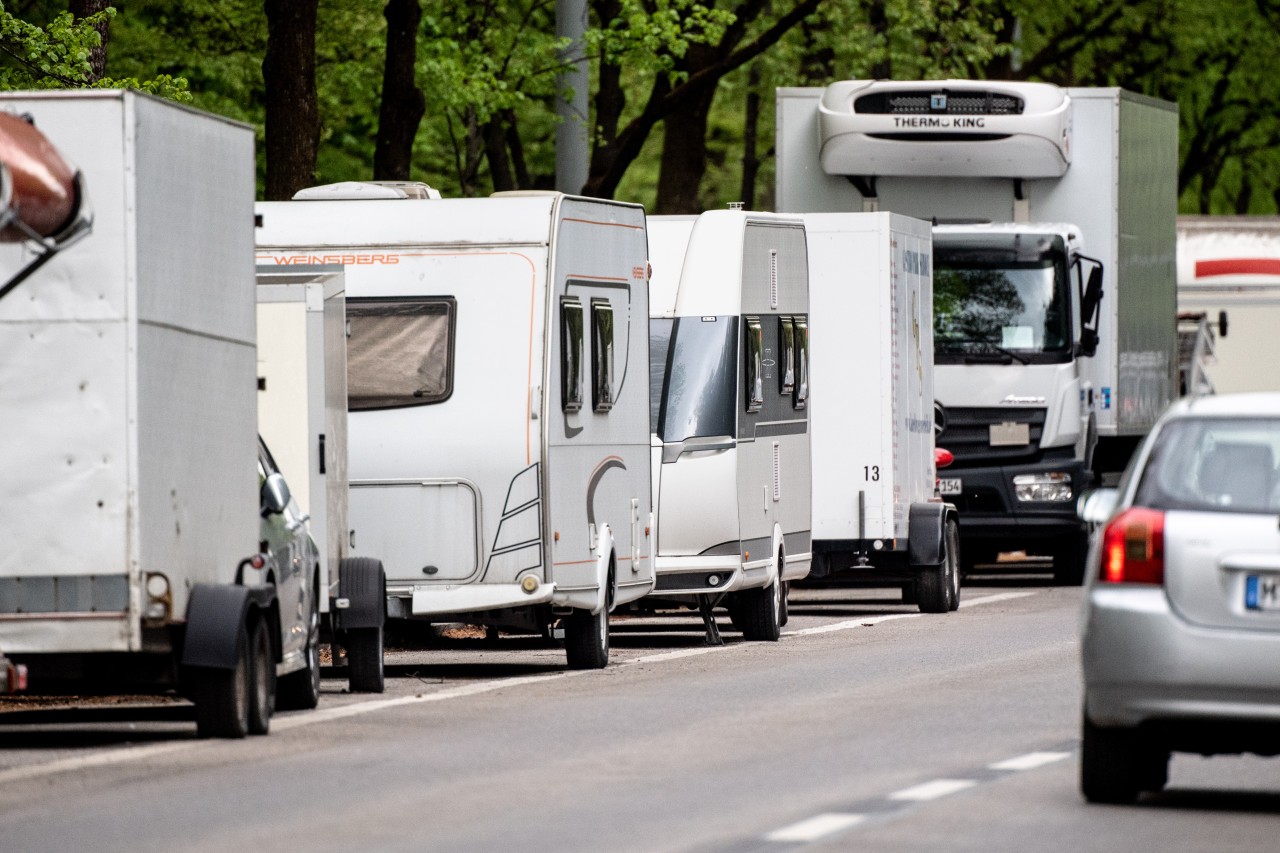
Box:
373 0 425 181
263 0 320 200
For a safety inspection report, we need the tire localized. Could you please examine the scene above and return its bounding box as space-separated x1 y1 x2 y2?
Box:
779 580 790 628
944 518 961 612
192 622 252 739
247 616 275 736
1053 530 1089 586
277 578 321 710
347 627 385 693
738 566 782 642
916 562 949 613
1080 713 1168 804
564 607 610 669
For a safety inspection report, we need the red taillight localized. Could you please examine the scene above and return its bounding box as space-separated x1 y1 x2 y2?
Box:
935 447 955 469
1100 507 1165 584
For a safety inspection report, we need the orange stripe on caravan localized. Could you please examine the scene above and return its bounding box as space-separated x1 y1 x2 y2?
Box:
566 274 629 283
561 216 645 231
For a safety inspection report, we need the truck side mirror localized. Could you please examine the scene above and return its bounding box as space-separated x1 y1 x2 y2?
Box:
1076 261 1104 358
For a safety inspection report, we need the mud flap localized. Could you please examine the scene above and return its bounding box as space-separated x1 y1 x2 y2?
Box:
908 502 948 567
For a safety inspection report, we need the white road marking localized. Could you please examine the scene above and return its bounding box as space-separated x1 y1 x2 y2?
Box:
989 751 1071 771
785 612 919 636
888 778 977 801
0 741 193 785
958 591 1035 608
764 812 866 842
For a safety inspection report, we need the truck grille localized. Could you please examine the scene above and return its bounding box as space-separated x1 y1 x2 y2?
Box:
855 90 1024 116
935 406 1046 465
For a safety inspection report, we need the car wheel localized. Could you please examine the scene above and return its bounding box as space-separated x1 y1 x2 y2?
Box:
347 626 385 693
192 622 251 739
1080 714 1166 803
564 607 610 669
277 579 321 710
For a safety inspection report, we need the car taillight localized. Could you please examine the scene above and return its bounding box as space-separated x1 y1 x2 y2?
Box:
1100 507 1165 585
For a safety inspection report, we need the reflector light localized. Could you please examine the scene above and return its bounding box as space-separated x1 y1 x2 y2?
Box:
1100 507 1165 584
935 447 955 469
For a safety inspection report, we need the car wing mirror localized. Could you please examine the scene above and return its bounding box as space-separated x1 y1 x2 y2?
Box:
1078 487 1117 524
260 472 291 517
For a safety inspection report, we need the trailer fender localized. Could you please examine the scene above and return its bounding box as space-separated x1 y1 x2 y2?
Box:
337 557 387 631
183 583 277 670
908 503 951 567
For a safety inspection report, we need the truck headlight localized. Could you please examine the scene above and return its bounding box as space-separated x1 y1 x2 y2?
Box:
1013 472 1072 502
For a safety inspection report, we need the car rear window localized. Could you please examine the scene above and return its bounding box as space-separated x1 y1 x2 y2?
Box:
1134 417 1280 514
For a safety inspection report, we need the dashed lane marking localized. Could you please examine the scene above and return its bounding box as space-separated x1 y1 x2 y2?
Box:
764 813 866 843
888 778 977 801
989 751 1071 771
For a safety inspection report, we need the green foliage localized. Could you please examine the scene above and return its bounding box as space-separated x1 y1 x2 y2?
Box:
586 0 735 82
0 3 189 99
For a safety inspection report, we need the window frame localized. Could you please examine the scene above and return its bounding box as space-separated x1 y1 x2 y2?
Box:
590 297 615 413
345 296 457 411
793 316 809 410
744 315 764 413
561 297 585 413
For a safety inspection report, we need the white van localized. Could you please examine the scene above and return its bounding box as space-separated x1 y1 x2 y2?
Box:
646 211 812 642
256 186 653 668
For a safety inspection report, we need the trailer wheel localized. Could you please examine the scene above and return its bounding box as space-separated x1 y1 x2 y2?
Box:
945 518 961 611
565 607 610 669
346 627 385 693
779 580 790 628
738 560 782 641
277 574 321 710
247 616 275 735
193 622 252 739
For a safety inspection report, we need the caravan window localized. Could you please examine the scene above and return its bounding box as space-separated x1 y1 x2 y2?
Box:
561 298 585 413
656 316 737 444
591 298 615 413
649 318 674 433
779 317 796 395
744 316 764 413
346 298 455 410
794 316 809 410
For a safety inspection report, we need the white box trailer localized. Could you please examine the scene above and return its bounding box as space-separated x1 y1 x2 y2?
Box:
777 81 1178 583
0 91 289 737
256 267 387 692
255 186 654 669
804 212 960 611
1176 216 1280 394
646 211 812 643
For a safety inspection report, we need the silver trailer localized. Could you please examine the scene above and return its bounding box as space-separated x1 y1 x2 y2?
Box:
0 91 291 736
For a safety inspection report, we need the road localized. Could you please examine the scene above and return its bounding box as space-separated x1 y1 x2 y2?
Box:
0 573 1277 852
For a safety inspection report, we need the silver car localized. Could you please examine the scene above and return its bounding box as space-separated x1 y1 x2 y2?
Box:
1079 392 1280 804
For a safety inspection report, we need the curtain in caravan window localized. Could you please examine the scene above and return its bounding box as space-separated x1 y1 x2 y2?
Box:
347 298 455 410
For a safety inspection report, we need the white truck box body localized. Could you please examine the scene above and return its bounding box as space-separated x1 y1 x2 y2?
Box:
805 212 934 543
255 194 653 619
647 212 812 597
256 269 348 609
1177 216 1280 393
777 85 1179 439
0 91 258 653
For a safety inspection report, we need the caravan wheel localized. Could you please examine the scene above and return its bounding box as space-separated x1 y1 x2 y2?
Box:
738 563 782 642
564 608 610 669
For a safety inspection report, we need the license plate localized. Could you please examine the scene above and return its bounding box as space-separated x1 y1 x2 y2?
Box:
1245 575 1280 610
938 478 962 496
990 422 1030 446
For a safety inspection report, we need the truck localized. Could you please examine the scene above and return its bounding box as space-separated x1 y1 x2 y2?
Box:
255 184 654 669
256 266 388 695
645 210 812 643
1176 216 1280 394
802 212 960 611
0 90 305 737
777 80 1179 584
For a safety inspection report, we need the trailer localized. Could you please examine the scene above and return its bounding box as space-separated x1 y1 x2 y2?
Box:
255 185 653 669
777 81 1179 584
801 212 960 611
645 210 812 643
256 267 388 695
0 91 296 737
1176 216 1280 394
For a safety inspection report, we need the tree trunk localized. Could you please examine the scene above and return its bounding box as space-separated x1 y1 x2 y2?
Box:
739 64 761 209
374 0 426 181
68 0 110 82
263 0 320 200
485 116 514 192
655 85 715 213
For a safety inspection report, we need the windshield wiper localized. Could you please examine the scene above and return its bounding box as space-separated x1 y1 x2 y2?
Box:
941 341 1031 365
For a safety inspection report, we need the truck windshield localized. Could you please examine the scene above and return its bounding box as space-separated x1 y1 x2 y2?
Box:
933 233 1071 365
653 315 737 444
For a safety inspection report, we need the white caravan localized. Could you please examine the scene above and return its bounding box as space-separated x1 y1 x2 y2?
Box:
256 186 653 669
646 211 812 643
1176 216 1280 394
0 91 302 737
256 267 388 693
777 81 1178 583
804 212 960 612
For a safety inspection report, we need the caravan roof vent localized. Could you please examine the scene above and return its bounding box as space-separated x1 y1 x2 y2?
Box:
292 181 442 201
818 79 1070 179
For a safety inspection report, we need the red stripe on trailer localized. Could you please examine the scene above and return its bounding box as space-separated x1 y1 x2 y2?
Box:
1196 258 1280 278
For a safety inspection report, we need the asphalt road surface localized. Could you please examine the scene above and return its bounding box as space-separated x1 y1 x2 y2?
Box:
1 572 1276 852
